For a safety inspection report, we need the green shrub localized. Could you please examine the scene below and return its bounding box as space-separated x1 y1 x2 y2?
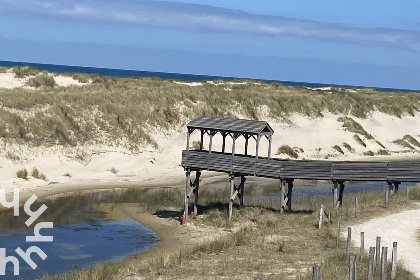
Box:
332 145 344 154
363 150 374 156
31 167 40 178
16 168 28 179
110 167 118 174
392 139 414 149
342 142 354 152
353 134 366 147
27 74 56 88
13 66 39 78
377 149 390 155
276 145 298 159
0 66 7 73
402 134 420 148
337 116 373 139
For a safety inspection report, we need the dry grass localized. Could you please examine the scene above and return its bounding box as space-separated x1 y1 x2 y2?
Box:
276 145 299 159
39 183 420 280
1 66 420 153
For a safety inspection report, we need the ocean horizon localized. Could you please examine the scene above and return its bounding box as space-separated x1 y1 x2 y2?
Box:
1 60 417 92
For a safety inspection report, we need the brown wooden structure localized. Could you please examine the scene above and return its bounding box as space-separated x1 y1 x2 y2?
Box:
182 116 420 221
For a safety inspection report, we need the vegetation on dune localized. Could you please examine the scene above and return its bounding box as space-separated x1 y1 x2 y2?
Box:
0 66 419 151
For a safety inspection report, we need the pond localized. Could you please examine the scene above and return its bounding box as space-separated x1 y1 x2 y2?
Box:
0 190 160 280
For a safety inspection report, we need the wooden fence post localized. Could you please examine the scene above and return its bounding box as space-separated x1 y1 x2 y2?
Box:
391 242 397 279
348 253 356 280
368 247 375 280
346 227 352 257
312 265 322 280
360 232 365 259
354 196 358 218
381 246 388 280
318 204 324 229
376 236 381 265
327 212 331 233
336 220 341 247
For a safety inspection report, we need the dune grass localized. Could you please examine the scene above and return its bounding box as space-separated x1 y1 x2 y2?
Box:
1 66 420 152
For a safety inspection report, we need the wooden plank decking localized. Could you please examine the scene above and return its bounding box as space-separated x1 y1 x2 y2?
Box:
182 150 420 182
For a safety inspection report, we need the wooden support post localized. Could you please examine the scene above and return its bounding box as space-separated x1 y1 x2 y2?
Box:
245 135 249 156
229 174 234 222
336 220 341 247
338 181 345 206
346 227 352 257
394 182 400 193
231 133 236 174
381 246 388 280
200 130 204 150
391 242 397 279
368 247 375 280
388 181 394 194
312 266 321 280
287 179 294 212
222 132 226 153
376 236 381 265
186 129 191 151
349 253 356 280
354 196 358 218
327 212 331 233
332 181 338 208
268 135 272 159
254 135 261 176
360 232 365 259
280 179 286 214
385 189 389 208
318 204 324 229
240 176 245 206
184 170 191 221
194 171 201 217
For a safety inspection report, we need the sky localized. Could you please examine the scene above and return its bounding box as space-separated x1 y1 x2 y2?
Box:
1 0 420 90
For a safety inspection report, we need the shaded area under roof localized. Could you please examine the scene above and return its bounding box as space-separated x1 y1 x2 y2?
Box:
187 116 273 135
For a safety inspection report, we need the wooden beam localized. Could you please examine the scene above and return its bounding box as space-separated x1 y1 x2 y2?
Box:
332 181 338 208
200 130 204 150
338 181 345 206
280 179 286 213
287 179 294 212
240 176 246 206
268 135 272 159
184 170 190 221
230 133 237 173
222 132 226 153
194 171 201 217
245 135 249 156
229 174 234 222
254 135 261 176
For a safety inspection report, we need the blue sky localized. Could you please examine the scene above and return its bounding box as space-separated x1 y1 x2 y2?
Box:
1 0 420 89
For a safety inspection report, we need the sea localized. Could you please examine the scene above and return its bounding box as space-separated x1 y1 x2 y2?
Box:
1 60 417 92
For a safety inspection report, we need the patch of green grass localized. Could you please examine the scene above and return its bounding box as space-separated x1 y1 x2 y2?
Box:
337 116 373 139
13 66 39 78
342 142 354 153
393 139 414 150
353 134 367 148
402 134 420 148
27 74 56 88
276 145 299 159
333 145 344 154
377 149 390 156
16 168 28 179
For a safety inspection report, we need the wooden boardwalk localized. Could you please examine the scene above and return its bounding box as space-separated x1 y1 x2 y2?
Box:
182 150 420 182
181 116 420 221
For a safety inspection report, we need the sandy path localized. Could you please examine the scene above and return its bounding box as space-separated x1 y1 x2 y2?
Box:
349 203 420 277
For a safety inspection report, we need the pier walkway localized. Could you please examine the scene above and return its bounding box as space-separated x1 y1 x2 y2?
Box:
181 116 420 221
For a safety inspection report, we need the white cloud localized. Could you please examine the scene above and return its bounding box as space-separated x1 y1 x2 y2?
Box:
1 0 420 52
